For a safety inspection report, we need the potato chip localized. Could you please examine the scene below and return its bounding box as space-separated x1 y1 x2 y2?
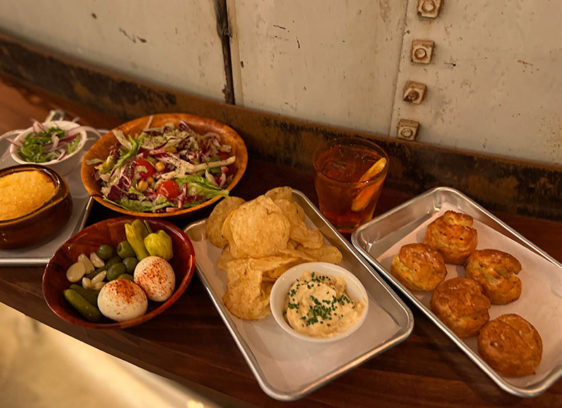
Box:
226 256 299 282
300 245 343 264
279 246 342 264
215 189 344 320
217 247 234 271
206 196 246 248
274 198 323 249
265 186 293 201
222 261 272 320
224 196 291 259
273 198 305 222
289 223 324 249
278 248 315 262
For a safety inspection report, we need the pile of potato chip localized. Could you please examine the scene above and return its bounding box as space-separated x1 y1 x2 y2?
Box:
206 187 343 320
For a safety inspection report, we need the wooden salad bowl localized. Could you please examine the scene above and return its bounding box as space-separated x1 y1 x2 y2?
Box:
80 113 248 218
42 217 195 329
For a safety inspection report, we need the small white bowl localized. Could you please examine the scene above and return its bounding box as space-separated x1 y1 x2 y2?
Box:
270 262 369 343
10 120 88 175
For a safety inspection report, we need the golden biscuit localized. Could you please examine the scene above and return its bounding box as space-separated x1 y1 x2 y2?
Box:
478 314 542 377
466 249 522 304
391 243 447 291
430 277 491 338
424 211 478 264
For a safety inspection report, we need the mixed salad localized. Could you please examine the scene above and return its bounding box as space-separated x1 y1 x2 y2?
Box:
90 120 236 213
13 121 86 163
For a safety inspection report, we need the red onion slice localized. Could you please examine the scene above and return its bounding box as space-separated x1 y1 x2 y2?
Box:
7 138 22 147
49 134 59 152
66 125 101 138
143 115 154 131
32 120 46 133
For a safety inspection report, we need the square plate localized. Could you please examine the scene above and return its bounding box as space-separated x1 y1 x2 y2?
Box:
352 186 562 398
184 189 413 401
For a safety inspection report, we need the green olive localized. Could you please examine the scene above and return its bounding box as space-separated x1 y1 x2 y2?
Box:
105 256 122 269
117 273 134 281
116 241 136 259
96 244 115 260
107 263 127 281
122 257 138 273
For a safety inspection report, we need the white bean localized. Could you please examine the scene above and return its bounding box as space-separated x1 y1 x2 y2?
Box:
89 252 105 268
92 281 105 290
66 262 86 283
91 271 106 284
81 277 92 289
78 254 95 274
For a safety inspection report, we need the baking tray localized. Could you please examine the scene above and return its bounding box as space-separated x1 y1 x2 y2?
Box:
0 122 95 266
351 186 562 398
184 189 413 401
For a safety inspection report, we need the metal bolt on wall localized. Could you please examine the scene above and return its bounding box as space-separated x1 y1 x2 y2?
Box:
398 1 442 139
411 39 435 64
417 0 442 18
403 81 427 104
397 119 420 140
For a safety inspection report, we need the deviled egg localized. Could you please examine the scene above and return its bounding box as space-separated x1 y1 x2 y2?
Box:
98 279 148 322
134 256 175 302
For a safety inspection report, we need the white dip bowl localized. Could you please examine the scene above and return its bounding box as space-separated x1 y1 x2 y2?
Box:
270 262 369 343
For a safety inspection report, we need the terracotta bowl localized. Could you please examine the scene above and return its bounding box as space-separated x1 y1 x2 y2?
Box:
42 217 195 329
80 113 248 217
0 164 72 249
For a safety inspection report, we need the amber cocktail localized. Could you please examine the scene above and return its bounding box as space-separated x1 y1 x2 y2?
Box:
313 137 389 234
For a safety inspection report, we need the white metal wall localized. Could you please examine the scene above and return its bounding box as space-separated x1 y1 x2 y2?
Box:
391 0 562 164
0 0 560 165
227 0 405 134
0 0 227 100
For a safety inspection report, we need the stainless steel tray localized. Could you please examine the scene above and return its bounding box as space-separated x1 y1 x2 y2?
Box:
352 186 562 398
0 121 94 266
184 189 413 401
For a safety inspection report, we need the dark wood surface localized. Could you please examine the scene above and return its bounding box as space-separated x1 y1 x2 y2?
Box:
1 77 561 407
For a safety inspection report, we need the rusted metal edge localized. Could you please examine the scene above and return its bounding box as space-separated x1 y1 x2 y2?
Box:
0 33 560 220
213 0 235 104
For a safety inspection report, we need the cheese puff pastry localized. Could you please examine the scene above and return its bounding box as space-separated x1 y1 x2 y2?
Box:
391 243 447 291
424 211 478 264
466 249 522 304
430 277 491 338
478 314 542 377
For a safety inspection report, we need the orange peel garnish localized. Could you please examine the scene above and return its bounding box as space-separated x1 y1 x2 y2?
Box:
351 157 387 212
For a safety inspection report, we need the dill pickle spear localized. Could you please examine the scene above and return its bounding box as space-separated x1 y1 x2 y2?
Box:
69 284 100 306
63 289 102 322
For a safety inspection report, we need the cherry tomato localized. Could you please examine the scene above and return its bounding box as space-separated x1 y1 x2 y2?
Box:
157 180 181 200
134 158 155 179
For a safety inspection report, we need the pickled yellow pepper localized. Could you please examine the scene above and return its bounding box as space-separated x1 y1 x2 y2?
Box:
124 219 150 260
144 230 173 260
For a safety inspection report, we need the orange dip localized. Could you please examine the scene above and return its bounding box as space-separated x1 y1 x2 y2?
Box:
0 170 56 220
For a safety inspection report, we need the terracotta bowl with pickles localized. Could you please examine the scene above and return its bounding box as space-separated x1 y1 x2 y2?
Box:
42 217 195 329
81 113 248 218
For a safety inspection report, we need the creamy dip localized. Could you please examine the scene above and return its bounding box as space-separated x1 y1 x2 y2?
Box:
0 170 55 221
284 270 365 338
